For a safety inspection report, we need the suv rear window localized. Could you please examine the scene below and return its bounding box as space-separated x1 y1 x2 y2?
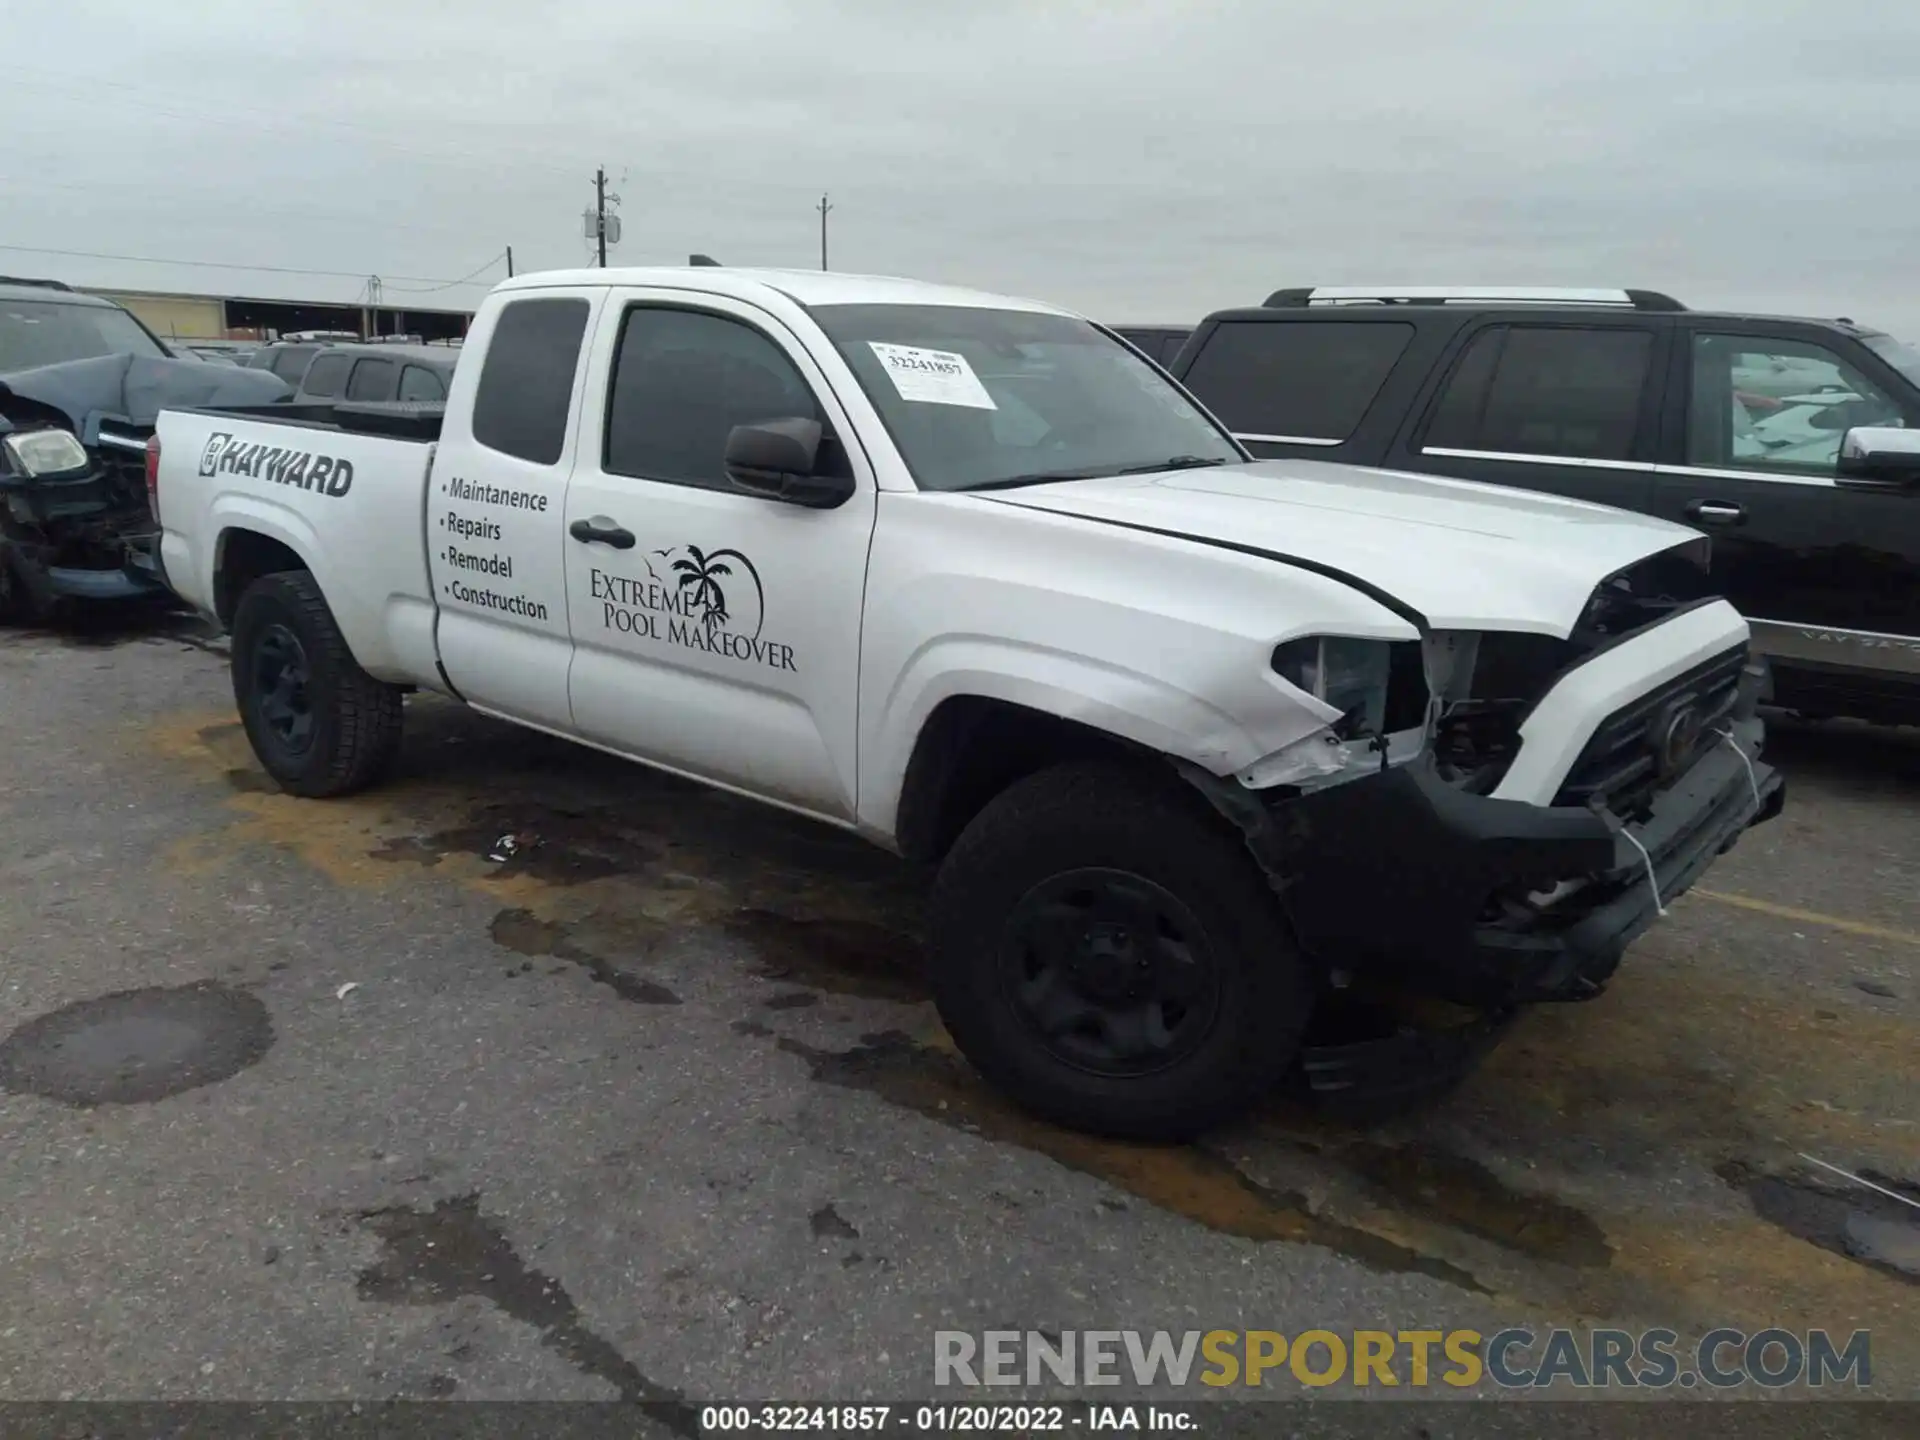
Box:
268 346 316 382
1425 325 1653 461
300 352 351 398
1179 320 1414 442
471 297 590 465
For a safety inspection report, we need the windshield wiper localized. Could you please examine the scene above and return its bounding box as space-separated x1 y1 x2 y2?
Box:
956 467 1114 493
959 456 1230 493
1111 455 1231 476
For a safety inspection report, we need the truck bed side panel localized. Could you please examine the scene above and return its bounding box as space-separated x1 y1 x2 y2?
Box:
154 411 441 683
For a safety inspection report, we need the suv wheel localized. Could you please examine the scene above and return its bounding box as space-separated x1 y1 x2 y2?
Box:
928 761 1311 1141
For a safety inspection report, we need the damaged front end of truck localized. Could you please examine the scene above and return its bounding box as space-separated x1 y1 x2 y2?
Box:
1183 542 1787 1116
0 354 290 620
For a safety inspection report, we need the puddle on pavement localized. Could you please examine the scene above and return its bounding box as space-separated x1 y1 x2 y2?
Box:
489 908 681 1006
0 981 273 1106
1719 1160 1920 1286
379 804 662 885
726 908 927 1003
777 1029 1487 1293
357 1193 694 1427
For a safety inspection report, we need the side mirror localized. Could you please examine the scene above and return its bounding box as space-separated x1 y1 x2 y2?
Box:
723 417 854 509
1837 426 1920 486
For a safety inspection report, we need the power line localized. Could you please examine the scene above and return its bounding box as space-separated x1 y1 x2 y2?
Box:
381 254 513 294
0 241 506 289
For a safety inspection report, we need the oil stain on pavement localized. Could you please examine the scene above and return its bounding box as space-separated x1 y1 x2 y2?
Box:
357 1193 698 1431
0 981 273 1107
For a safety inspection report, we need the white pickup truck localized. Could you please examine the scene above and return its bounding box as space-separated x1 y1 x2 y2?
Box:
149 266 1783 1139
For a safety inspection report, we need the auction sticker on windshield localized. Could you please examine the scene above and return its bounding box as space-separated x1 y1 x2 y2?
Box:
868 342 997 409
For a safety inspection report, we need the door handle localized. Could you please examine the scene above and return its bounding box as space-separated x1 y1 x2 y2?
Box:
569 517 636 549
1684 500 1746 526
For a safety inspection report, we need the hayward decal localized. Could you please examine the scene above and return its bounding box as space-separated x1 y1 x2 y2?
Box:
196 432 353 497
589 544 796 673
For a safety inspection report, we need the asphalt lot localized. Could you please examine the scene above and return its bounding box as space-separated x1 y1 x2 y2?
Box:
0 603 1914 1424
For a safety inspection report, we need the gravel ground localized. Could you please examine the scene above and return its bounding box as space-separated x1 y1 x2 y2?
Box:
0 604 1912 1433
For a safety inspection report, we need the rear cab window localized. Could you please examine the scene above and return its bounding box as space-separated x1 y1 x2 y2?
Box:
1180 320 1415 444
471 297 592 464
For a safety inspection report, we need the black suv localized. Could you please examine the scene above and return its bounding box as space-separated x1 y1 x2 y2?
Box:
1166 286 1920 726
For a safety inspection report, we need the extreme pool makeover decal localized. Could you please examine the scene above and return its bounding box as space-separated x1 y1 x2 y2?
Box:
590 544 797 673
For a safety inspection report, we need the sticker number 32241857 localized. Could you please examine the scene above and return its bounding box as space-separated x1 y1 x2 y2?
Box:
867 342 998 410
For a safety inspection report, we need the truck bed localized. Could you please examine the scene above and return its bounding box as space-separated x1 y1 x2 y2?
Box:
184 398 445 442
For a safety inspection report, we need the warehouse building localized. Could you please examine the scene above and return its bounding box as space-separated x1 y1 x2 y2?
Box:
80 286 472 344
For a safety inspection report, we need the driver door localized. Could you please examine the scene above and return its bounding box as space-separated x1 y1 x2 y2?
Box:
561 291 879 821
1651 327 1920 652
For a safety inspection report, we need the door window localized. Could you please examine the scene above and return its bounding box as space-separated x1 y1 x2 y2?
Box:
1687 334 1905 474
604 307 822 491
1424 325 1653 461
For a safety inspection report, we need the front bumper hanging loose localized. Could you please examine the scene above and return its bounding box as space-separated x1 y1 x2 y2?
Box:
1204 716 1784 1013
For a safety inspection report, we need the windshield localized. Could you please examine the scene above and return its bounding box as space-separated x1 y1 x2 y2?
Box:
0 298 168 372
810 303 1242 491
1863 332 1920 387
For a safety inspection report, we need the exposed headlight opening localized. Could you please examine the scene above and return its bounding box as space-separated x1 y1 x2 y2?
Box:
2 428 90 479
1241 636 1431 791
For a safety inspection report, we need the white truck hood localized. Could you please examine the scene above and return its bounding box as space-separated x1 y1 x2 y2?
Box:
980 458 1704 635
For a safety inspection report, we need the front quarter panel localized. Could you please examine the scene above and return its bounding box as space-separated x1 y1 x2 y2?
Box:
857 490 1421 839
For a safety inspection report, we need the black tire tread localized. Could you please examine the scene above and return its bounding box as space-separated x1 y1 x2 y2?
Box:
928 759 1310 1141
231 569 403 798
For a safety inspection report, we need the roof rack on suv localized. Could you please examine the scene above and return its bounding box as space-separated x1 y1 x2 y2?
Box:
0 275 76 292
1262 286 1687 312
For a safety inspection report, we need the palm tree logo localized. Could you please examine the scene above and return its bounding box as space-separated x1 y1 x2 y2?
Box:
671 545 765 639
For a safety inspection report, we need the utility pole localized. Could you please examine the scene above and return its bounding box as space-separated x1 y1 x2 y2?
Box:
505 245 514 278
595 168 608 267
817 193 832 270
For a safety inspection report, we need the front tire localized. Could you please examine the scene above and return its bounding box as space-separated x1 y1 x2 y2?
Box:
230 570 403 797
928 761 1312 1141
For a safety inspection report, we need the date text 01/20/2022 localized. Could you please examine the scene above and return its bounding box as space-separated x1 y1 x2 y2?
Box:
698 1404 1192 1432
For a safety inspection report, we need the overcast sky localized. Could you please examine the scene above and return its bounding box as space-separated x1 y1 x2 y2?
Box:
8 0 1917 335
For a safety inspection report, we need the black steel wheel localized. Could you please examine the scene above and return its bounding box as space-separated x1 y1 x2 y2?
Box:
250 622 316 757
930 761 1312 1141
1000 868 1222 1078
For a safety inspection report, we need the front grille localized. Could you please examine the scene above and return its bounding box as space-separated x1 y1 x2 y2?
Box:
1553 643 1748 818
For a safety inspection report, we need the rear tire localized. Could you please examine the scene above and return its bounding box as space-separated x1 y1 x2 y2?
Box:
230 570 403 797
928 761 1312 1141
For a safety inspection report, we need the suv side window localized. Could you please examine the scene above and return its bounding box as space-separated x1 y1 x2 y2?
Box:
1686 333 1904 474
1180 320 1414 442
604 306 821 491
300 352 351 398
471 297 591 465
346 357 398 402
398 364 445 402
1425 325 1653 461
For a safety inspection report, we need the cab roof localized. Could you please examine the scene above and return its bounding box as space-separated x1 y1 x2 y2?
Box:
492 265 1079 317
